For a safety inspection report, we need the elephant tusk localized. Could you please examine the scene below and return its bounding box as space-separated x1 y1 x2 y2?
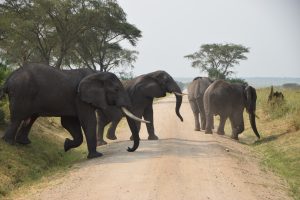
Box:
121 107 150 124
173 92 187 96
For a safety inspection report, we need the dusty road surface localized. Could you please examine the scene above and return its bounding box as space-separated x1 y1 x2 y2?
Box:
16 96 290 200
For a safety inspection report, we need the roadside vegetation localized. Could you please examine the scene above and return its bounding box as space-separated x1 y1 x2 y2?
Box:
234 87 300 200
0 117 87 198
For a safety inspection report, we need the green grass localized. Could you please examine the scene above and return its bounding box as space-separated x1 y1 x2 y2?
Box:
222 87 300 200
0 117 87 199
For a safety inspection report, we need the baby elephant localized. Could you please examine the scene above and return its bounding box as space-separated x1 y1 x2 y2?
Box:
204 80 260 140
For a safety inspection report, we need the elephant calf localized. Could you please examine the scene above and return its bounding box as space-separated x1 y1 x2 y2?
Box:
204 80 260 140
187 77 213 131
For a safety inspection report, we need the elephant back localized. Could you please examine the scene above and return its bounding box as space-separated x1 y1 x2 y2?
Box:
188 77 212 101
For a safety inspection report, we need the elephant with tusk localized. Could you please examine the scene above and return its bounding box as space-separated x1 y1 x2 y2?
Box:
0 63 146 159
97 70 184 145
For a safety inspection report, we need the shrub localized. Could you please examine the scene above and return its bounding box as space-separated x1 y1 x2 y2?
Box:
226 77 248 85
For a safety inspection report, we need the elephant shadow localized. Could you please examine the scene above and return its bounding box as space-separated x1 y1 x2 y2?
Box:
88 138 235 166
252 131 289 145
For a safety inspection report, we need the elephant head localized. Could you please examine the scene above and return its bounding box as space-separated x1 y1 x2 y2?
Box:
78 72 148 151
244 86 260 139
143 70 183 122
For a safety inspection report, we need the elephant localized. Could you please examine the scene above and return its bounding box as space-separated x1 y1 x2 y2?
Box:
0 63 146 158
187 77 213 131
203 80 260 140
97 70 184 145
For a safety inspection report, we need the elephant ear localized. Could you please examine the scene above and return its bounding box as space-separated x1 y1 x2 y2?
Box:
136 76 165 98
78 77 107 110
149 71 169 88
245 86 257 113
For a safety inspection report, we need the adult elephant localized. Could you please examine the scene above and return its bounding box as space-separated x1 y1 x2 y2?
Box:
97 70 184 145
187 77 213 131
203 80 260 140
0 63 147 158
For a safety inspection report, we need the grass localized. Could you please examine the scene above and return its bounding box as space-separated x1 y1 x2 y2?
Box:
221 87 300 200
0 117 87 199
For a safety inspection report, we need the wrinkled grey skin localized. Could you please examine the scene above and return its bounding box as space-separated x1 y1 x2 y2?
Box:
204 80 260 140
187 77 213 131
97 70 184 145
0 63 140 159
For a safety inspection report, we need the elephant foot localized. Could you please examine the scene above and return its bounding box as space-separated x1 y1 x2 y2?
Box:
2 135 15 145
194 128 201 131
217 131 225 135
148 134 159 140
231 135 239 140
16 137 31 145
205 130 213 134
97 140 107 146
64 138 73 152
106 134 117 140
87 151 103 159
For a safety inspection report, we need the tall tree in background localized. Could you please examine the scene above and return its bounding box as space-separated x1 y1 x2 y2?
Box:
0 0 141 72
184 43 249 79
68 1 141 74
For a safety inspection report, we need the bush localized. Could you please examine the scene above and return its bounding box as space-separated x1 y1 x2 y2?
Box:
226 77 248 85
0 63 12 124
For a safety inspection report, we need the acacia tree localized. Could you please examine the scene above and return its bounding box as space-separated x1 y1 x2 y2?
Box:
184 43 249 79
70 1 141 74
0 0 141 71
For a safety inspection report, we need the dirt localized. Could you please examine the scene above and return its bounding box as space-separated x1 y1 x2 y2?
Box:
13 96 291 200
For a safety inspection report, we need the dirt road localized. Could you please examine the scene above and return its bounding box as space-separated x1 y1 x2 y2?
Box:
18 96 290 200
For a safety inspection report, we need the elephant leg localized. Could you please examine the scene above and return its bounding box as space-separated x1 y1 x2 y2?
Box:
143 105 158 140
229 112 244 140
2 118 23 144
77 105 102 159
107 117 122 140
97 116 109 146
217 115 226 135
205 112 213 134
15 115 38 145
189 100 200 131
198 104 206 131
61 117 83 151
192 112 200 131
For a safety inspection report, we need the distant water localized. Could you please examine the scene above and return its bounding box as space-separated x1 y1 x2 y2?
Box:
174 77 300 88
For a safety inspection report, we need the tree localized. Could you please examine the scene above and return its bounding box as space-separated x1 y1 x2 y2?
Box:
70 1 141 73
184 43 249 79
0 0 141 71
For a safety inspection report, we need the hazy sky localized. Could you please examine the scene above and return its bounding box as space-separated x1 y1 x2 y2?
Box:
118 0 300 78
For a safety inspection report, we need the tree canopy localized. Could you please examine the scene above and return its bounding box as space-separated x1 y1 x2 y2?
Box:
0 0 141 74
184 43 249 79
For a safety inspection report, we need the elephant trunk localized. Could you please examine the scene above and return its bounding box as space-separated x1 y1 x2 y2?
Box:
175 94 183 121
245 86 260 139
168 83 183 122
126 116 140 152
